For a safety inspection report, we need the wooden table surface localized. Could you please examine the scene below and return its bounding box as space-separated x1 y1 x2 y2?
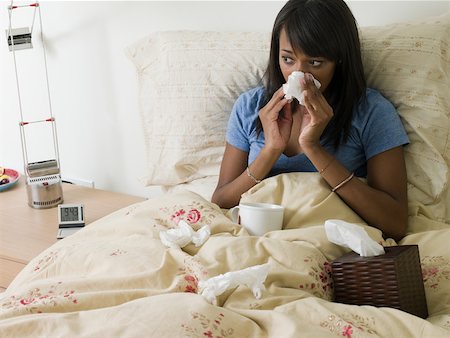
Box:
0 177 146 289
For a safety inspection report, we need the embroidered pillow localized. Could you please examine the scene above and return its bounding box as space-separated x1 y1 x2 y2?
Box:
361 13 450 222
126 31 270 186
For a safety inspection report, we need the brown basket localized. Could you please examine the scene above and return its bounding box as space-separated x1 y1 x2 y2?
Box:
331 245 428 318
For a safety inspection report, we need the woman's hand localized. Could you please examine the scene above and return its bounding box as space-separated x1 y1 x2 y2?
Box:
258 87 293 152
298 73 333 151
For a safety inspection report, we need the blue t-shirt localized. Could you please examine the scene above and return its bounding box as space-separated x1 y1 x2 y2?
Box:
226 86 409 177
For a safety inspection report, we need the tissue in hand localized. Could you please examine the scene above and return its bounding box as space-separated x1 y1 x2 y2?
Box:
282 71 321 105
324 219 385 257
159 220 210 249
198 263 270 305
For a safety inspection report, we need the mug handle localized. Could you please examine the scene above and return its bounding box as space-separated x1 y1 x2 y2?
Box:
229 206 240 224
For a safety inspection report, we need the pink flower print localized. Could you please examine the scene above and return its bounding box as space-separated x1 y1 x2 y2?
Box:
203 331 213 338
185 285 196 293
186 209 201 223
33 251 58 272
110 249 127 256
20 298 35 305
320 261 334 292
63 290 75 298
184 275 199 293
423 267 439 280
323 261 332 273
6 283 79 313
171 209 186 223
185 275 196 283
342 325 353 338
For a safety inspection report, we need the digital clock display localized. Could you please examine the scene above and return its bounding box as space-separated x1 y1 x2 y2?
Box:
61 206 79 222
58 203 84 226
57 204 85 239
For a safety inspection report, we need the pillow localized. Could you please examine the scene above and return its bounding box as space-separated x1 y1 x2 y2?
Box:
126 31 270 185
360 13 450 222
161 175 219 202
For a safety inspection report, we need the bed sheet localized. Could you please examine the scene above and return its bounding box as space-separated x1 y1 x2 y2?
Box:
0 173 449 337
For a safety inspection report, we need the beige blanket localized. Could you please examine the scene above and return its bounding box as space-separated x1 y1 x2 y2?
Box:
1 173 449 337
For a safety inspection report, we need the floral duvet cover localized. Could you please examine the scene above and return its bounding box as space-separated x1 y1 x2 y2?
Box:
1 173 449 338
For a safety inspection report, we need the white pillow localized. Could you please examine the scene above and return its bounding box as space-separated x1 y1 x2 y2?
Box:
361 13 450 222
161 175 219 202
126 31 270 186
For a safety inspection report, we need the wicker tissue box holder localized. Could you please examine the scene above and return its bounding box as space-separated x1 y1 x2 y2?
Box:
331 245 428 318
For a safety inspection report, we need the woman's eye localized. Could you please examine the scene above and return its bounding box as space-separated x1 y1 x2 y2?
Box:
281 56 294 64
309 60 322 67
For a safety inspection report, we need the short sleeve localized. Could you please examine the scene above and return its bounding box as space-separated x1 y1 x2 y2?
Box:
360 91 409 160
226 87 263 152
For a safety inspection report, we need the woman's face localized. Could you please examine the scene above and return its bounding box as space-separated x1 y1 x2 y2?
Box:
279 28 336 92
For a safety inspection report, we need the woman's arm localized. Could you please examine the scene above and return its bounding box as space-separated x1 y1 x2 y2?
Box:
300 74 408 240
212 88 293 209
211 143 281 209
304 145 408 241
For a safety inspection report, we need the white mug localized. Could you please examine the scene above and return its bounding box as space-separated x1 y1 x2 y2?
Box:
230 202 284 236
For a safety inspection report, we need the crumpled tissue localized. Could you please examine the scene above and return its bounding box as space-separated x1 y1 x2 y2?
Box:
324 219 385 257
198 263 270 305
159 220 210 249
283 71 321 106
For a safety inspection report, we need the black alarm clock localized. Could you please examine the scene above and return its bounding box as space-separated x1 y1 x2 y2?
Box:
57 203 85 239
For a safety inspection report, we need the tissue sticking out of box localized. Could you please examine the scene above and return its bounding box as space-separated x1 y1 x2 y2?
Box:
283 71 321 106
324 219 385 257
160 220 210 249
198 263 270 305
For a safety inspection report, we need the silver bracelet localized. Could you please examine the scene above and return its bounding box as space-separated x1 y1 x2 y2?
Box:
246 167 261 184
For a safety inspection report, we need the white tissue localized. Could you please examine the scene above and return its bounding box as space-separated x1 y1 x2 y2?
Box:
282 71 321 106
324 219 385 257
198 263 270 305
160 220 210 249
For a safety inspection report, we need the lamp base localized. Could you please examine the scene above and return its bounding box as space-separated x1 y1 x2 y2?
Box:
26 174 63 209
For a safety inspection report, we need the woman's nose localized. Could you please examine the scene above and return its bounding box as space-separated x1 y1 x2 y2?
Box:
295 63 308 73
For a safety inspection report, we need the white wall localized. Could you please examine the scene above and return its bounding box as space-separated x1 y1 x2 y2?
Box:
1 1 449 198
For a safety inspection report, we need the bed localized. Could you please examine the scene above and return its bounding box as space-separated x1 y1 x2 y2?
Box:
1 13 449 337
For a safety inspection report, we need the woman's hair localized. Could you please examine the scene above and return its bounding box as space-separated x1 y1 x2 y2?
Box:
261 0 366 148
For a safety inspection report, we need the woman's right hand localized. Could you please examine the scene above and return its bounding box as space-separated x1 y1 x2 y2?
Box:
258 87 293 152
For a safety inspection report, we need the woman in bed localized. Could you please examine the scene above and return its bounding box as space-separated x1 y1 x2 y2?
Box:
211 0 409 241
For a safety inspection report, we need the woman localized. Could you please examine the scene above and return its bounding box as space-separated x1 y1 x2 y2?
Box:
211 0 409 241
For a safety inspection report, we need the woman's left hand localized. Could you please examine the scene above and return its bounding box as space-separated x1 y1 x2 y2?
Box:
298 73 334 151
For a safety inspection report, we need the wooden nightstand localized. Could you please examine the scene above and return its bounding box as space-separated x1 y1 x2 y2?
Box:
0 177 146 291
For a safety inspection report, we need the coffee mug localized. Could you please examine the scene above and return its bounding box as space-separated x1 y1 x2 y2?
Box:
230 202 284 236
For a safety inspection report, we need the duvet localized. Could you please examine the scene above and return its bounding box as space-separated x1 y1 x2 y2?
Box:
1 173 449 337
